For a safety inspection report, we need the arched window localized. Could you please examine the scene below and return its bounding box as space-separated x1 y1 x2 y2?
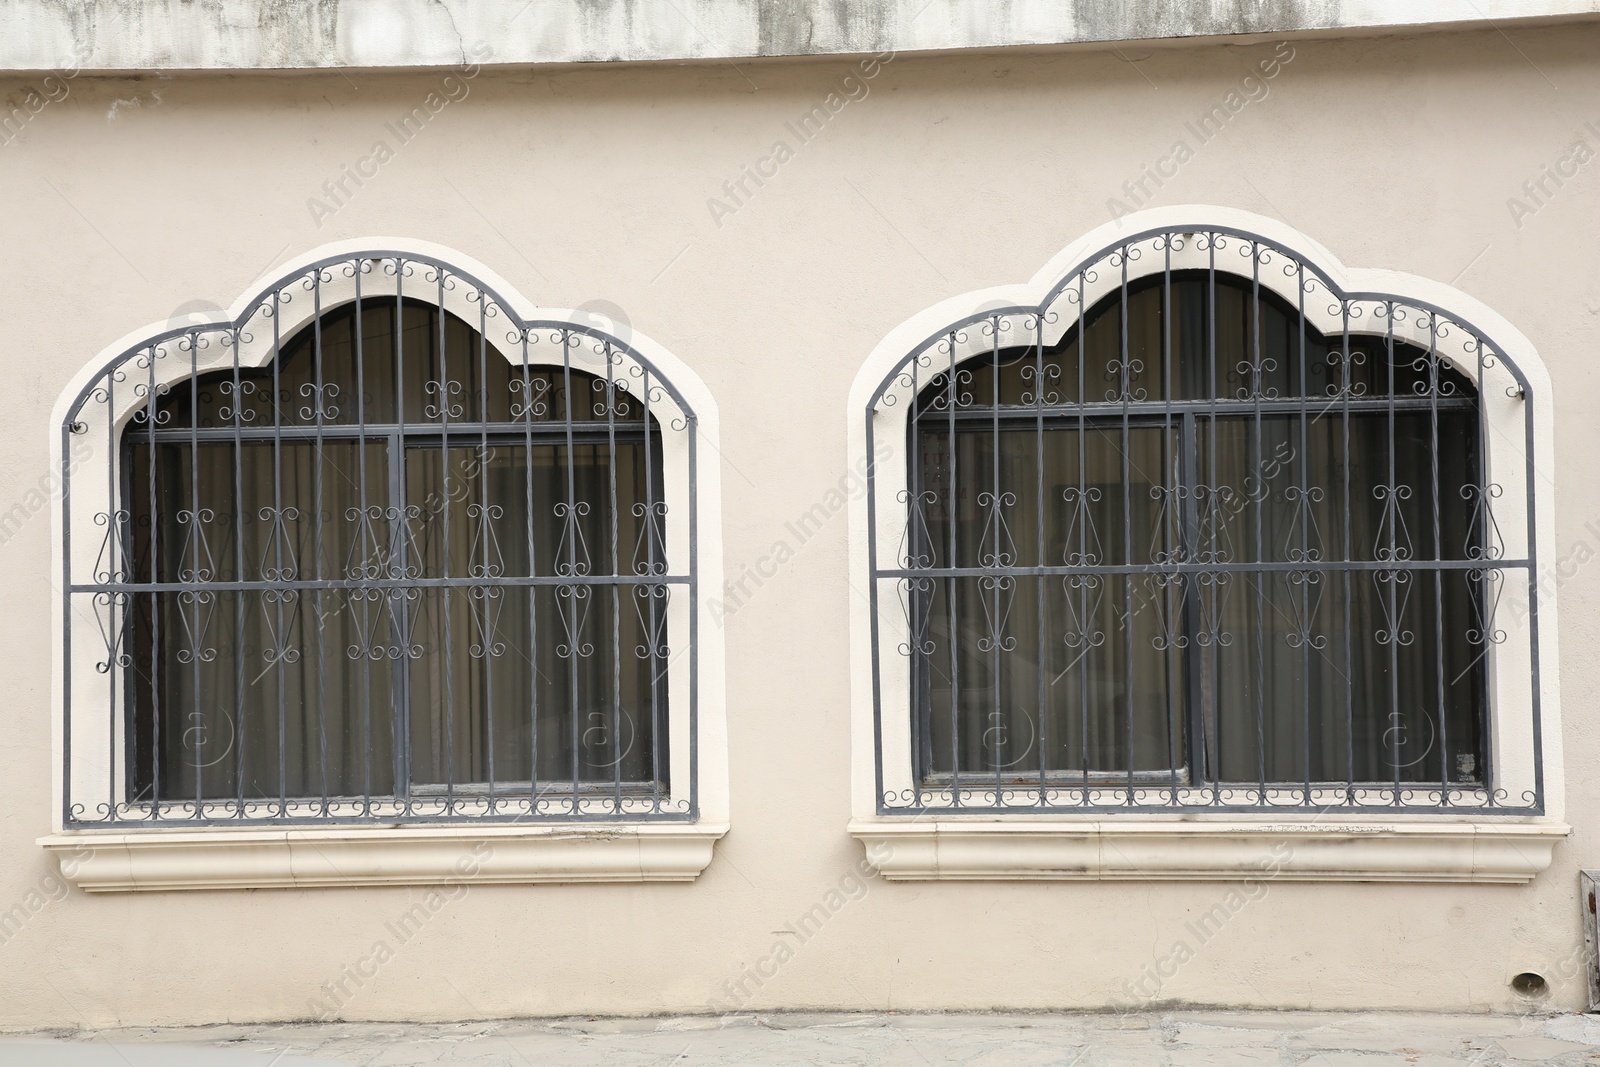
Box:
57 252 716 831
908 270 1486 791
853 219 1553 837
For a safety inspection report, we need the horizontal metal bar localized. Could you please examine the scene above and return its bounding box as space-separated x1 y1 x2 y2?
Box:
880 801 1537 816
921 771 1191 785
73 574 689 593
66 810 696 828
916 396 1477 420
135 424 648 443
878 559 1529 578
917 775 1481 790
407 782 663 797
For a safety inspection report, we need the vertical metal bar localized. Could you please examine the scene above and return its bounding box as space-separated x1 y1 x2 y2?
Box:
606 341 623 813
868 372 887 813
118 440 136 817
1161 241 1177 801
1296 263 1311 805
990 315 1003 802
146 345 162 818
1206 239 1219 805
312 274 329 813
477 291 494 806
1251 245 1266 804
1076 271 1089 802
1119 248 1134 802
1479 337 1499 801
1180 410 1202 791
355 267 373 814
1430 316 1448 801
393 264 412 811
687 407 700 821
436 278 455 814
1341 301 1354 803
518 330 541 811
944 330 961 805
229 323 247 818
640 363 660 811
272 295 287 816
1519 332 1544 811
188 329 202 816
908 344 929 788
1034 306 1048 805
102 362 115 820
64 408 77 823
561 330 581 809
1386 304 1400 803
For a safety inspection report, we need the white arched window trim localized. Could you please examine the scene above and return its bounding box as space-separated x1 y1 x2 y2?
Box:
42 238 729 892
846 207 1566 883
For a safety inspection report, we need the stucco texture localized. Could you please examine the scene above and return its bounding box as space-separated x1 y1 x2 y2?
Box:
1 22 1599 1026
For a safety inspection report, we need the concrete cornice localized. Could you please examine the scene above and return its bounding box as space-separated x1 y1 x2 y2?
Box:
3 0 1600 74
41 823 731 891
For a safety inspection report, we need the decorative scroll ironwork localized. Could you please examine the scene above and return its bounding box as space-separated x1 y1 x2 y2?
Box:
867 226 1542 816
60 252 697 827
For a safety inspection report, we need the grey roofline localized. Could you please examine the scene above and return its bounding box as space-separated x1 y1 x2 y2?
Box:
3 0 1600 74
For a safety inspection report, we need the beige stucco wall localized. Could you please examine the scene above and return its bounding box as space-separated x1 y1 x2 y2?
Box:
2 22 1599 1026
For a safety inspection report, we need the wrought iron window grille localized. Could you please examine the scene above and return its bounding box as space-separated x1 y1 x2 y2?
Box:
863 227 1543 816
59 253 700 828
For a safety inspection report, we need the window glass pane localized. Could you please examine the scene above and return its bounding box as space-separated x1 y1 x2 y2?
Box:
919 424 1176 570
1195 411 1478 566
917 573 1184 778
1197 412 1484 784
128 439 396 802
403 442 663 789
917 424 1183 777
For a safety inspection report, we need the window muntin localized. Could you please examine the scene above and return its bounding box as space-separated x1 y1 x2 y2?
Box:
62 256 697 826
867 233 1538 814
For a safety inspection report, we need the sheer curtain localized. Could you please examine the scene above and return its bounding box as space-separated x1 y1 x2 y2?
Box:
127 299 667 806
912 272 1485 788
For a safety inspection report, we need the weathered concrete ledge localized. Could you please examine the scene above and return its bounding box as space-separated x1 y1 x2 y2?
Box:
3 1011 1599 1058
3 0 1600 73
850 819 1570 884
40 822 730 891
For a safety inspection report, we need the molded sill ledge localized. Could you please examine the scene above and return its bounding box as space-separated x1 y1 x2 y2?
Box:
40 823 729 892
849 819 1568 883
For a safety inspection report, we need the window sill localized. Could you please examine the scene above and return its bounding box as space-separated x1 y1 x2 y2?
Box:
849 818 1567 883
40 822 729 893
